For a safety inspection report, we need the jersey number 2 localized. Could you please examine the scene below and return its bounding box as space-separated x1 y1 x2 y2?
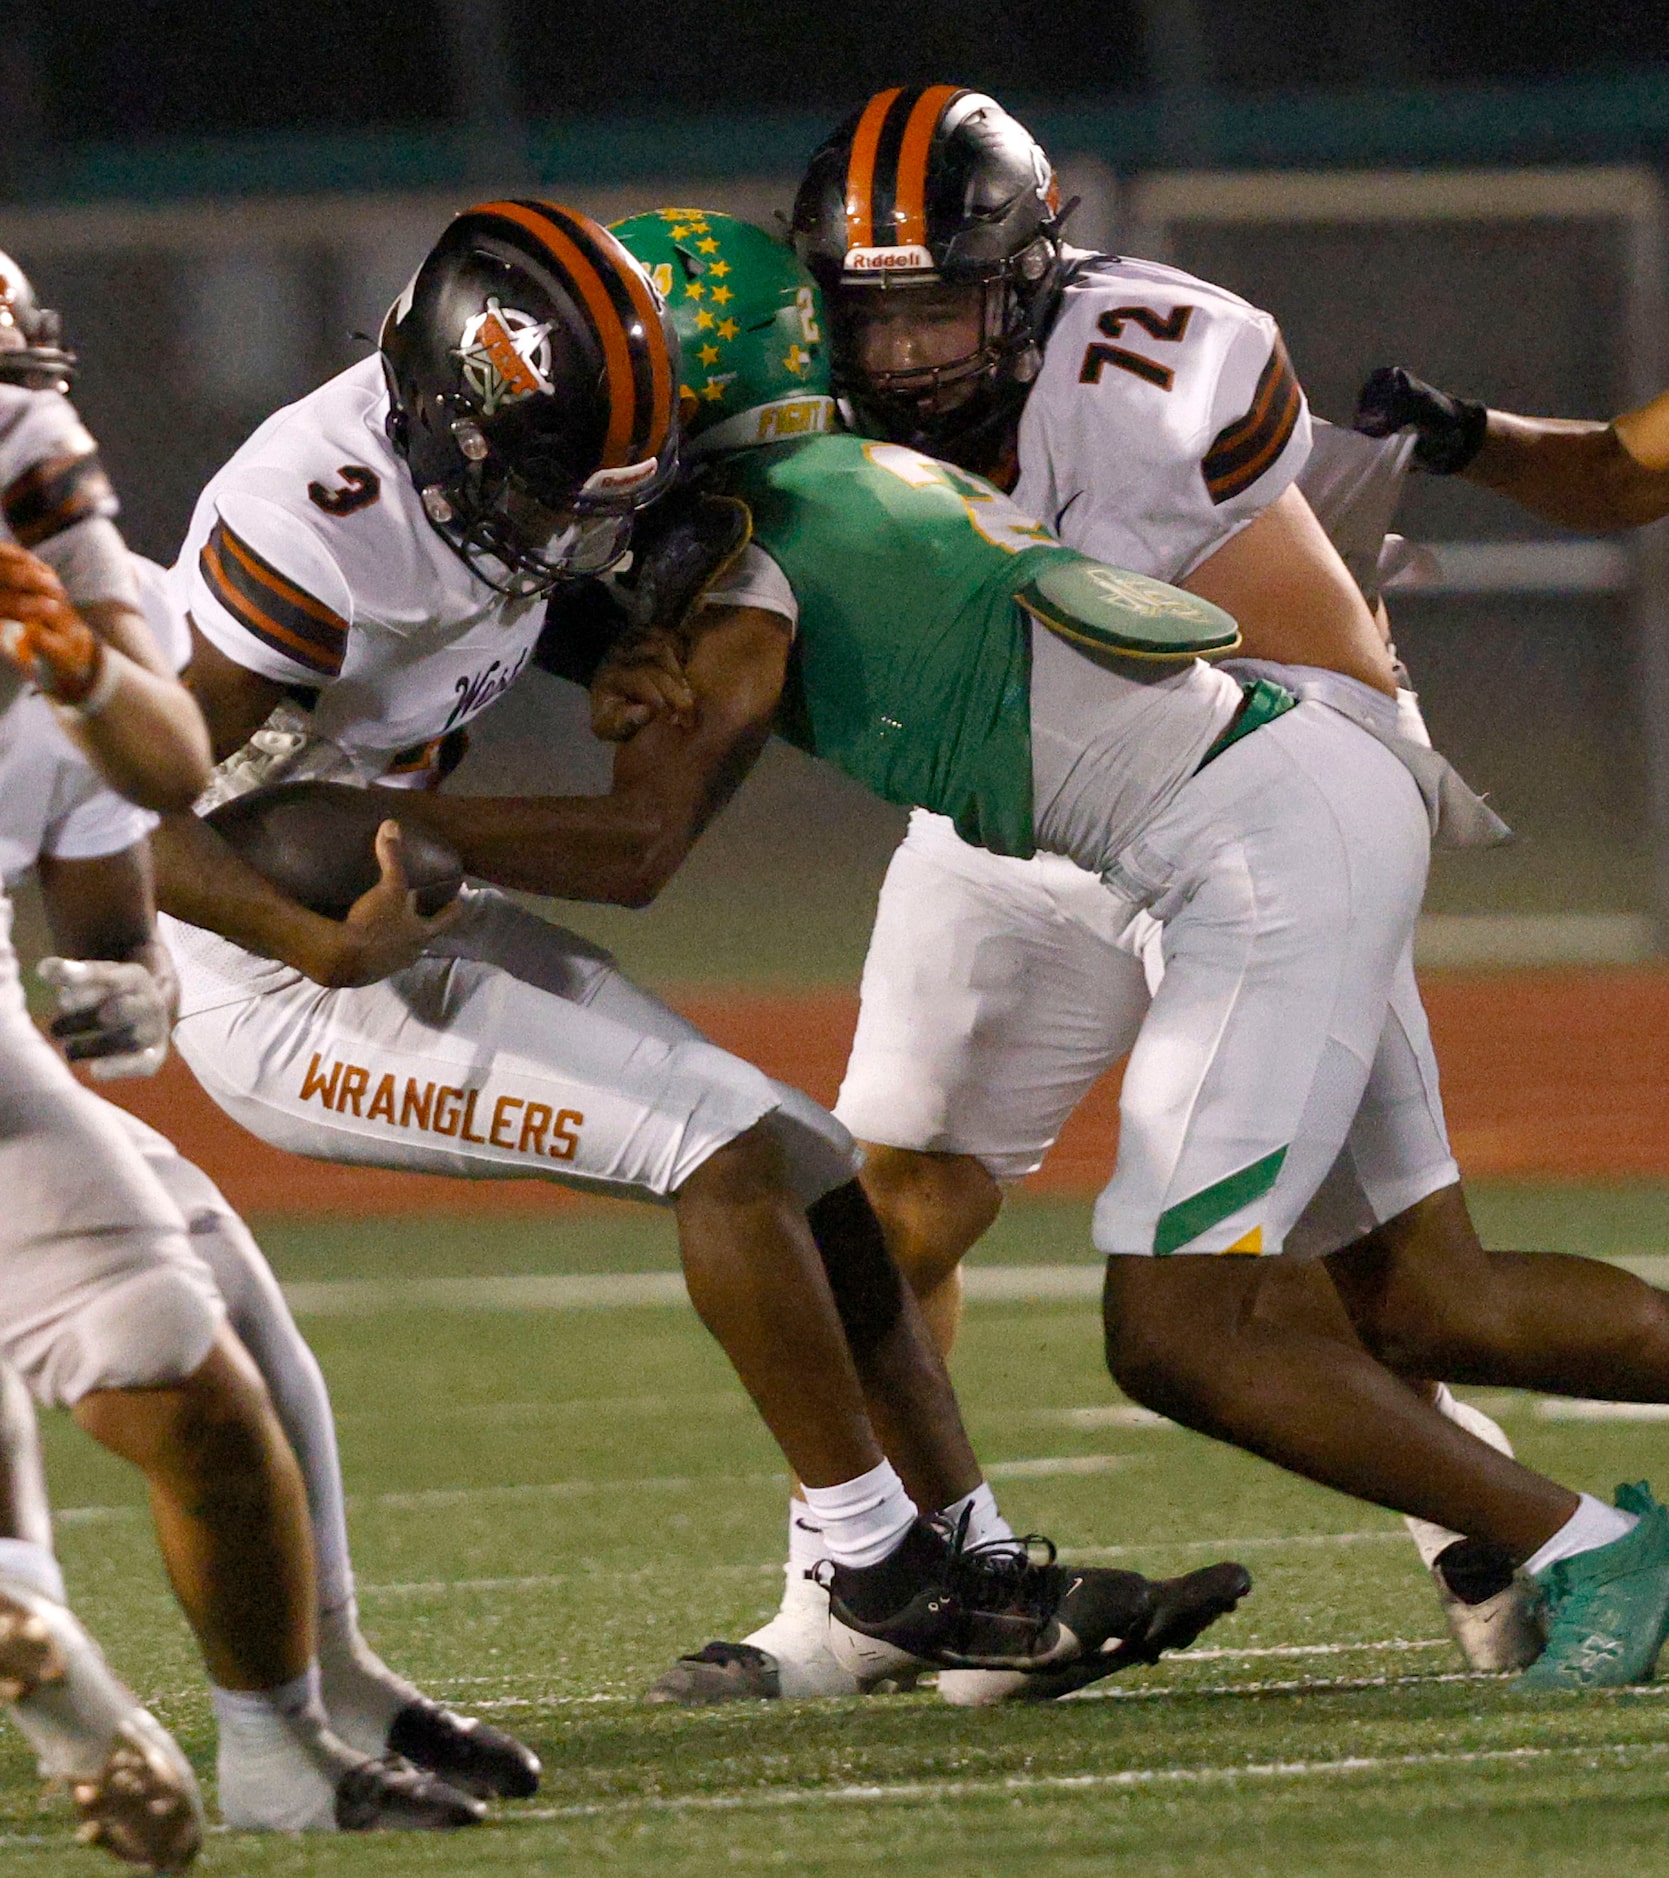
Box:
1079 306 1194 391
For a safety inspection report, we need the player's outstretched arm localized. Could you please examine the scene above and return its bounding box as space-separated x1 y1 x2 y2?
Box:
0 544 211 812
1356 366 1669 532
402 604 791 906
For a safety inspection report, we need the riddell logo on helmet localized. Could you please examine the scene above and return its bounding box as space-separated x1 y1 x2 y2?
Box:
581 457 661 495
844 246 936 274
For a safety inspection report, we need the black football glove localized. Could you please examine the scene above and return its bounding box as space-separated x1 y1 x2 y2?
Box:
1354 365 1489 475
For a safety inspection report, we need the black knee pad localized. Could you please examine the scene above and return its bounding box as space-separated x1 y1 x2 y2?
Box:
806 1179 905 1359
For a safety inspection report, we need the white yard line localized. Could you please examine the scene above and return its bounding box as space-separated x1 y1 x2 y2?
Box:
277 1264 1105 1317
278 1258 1669 1319
512 1738 1669 1823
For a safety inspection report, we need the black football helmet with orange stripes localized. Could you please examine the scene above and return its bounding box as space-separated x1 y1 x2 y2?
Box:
791 87 1066 472
380 199 680 596
0 251 75 392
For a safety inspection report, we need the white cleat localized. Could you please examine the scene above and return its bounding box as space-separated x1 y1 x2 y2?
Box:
1408 1388 1544 1671
1429 1546 1548 1673
646 1574 880 1704
0 1578 203 1872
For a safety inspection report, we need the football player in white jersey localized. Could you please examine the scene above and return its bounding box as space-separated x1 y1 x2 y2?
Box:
691 86 1669 1700
0 273 496 1836
1355 363 1669 529
153 199 1190 1690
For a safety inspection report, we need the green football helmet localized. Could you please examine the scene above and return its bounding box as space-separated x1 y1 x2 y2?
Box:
611 209 836 454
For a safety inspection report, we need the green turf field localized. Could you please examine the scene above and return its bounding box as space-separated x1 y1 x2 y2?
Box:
9 1186 1669 1874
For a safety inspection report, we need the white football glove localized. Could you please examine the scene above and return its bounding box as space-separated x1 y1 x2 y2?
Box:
37 956 170 1080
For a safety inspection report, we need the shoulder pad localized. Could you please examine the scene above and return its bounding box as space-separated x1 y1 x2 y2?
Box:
619 488 753 632
1016 557 1240 661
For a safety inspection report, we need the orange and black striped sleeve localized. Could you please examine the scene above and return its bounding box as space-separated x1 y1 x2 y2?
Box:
1201 333 1304 507
3 449 118 548
198 517 349 679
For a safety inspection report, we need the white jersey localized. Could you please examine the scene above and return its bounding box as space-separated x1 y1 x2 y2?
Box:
0 692 155 1011
0 383 135 613
175 354 545 788
1014 252 1311 583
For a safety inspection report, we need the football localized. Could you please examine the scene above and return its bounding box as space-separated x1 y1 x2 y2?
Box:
204 780 466 921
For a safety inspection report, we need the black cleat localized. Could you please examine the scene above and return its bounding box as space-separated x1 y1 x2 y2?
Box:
645 1642 783 1705
938 1559 1253 1704
826 1516 1159 1682
386 1699 540 1800
333 1756 486 1832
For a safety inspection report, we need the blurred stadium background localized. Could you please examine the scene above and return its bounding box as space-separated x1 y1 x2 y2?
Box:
6 5 1669 1215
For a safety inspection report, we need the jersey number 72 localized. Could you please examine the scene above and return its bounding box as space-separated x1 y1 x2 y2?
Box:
1079 306 1194 391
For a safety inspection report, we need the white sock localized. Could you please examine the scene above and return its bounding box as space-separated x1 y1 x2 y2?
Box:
1524 1492 1639 1579
212 1665 326 1736
786 1497 828 1580
939 1482 1016 1550
316 1601 418 1761
800 1461 917 1569
0 1539 65 1607
193 1211 357 1611
1406 1384 1519 1569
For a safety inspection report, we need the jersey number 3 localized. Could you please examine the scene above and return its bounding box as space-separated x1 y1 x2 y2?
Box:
1079 306 1194 391
309 465 381 516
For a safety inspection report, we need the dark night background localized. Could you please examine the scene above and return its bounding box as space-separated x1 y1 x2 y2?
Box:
9 0 1669 144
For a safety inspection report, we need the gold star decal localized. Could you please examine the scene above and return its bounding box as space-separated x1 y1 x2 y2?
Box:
688 220 710 233
698 343 721 366
668 225 690 240
695 310 716 331
717 318 739 340
683 281 704 301
701 379 726 401
711 285 732 306
709 260 731 278
784 343 811 376
696 237 719 254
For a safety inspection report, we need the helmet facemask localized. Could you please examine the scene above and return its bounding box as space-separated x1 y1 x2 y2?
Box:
414 416 676 599
826 251 1051 470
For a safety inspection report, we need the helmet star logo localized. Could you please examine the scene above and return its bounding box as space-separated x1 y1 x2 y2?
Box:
696 238 719 255
709 260 731 277
716 318 739 341
698 343 721 366
710 285 733 305
684 281 704 301
695 310 716 331
784 343 811 376
454 298 554 416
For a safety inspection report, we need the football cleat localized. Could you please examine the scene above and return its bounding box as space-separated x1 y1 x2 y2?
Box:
646 1573 904 1705
332 1758 487 1832
824 1515 1188 1682
386 1698 540 1800
1430 1538 1546 1674
1521 1483 1669 1690
0 1579 203 1871
646 1642 783 1706
938 1560 1253 1705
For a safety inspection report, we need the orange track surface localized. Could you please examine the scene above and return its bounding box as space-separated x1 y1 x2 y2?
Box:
96 969 1669 1218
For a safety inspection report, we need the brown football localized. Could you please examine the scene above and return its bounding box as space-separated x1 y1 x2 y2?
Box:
204 781 465 921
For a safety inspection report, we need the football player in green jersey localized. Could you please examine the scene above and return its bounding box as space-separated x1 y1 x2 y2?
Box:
406 213 1669 1707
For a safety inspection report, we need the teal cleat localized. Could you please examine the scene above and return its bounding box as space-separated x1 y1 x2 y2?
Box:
1519 1483 1669 1691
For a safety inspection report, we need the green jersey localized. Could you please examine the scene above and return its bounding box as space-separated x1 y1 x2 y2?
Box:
709 432 1238 858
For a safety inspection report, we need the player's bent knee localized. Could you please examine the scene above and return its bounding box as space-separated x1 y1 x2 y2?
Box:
805 1180 905 1359
760 1084 863 1209
1100 1256 1245 1414
858 1146 1000 1294
12 1260 225 1410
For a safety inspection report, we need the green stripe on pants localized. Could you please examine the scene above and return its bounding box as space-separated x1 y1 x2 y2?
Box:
1153 1145 1289 1256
